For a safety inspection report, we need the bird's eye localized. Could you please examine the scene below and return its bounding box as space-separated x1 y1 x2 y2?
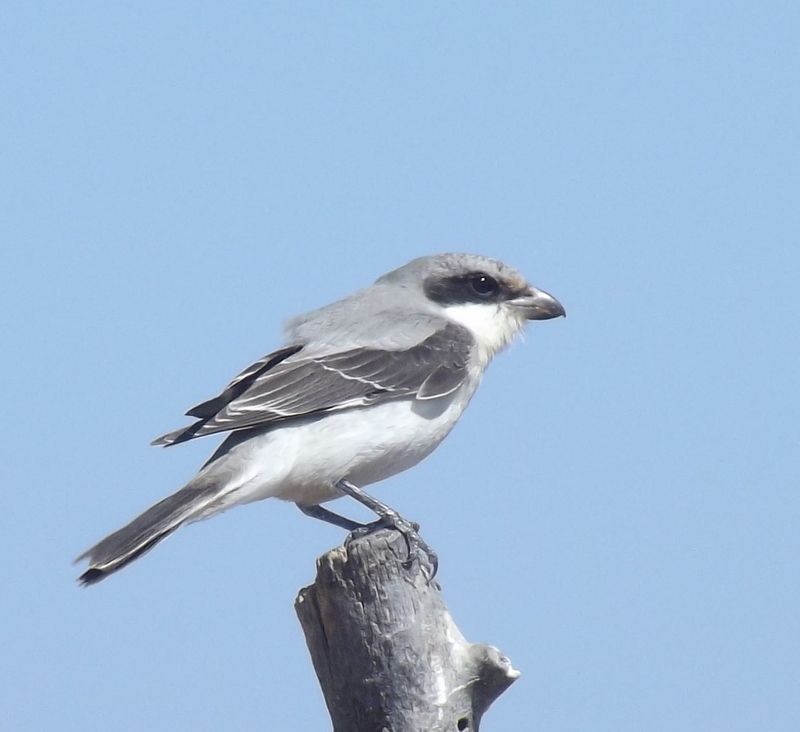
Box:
470 274 499 297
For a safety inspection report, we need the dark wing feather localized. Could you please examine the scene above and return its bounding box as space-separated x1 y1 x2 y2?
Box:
152 322 472 447
185 344 303 419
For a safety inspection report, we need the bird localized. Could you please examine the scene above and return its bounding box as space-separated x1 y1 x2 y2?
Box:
76 253 564 585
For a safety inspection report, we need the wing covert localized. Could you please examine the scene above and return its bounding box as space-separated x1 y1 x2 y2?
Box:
152 322 472 447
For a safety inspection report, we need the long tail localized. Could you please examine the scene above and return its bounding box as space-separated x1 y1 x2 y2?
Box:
75 484 218 586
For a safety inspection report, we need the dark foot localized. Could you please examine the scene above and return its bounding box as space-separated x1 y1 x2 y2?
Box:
344 518 390 545
345 515 438 580
400 523 438 580
334 479 439 580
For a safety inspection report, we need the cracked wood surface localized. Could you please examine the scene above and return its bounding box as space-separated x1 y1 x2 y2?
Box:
296 529 519 732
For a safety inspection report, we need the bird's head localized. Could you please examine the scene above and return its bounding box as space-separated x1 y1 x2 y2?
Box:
378 253 565 361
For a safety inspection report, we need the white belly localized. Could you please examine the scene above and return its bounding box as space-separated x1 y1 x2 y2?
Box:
193 380 479 516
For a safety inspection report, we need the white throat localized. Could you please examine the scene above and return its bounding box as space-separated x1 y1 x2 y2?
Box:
442 303 525 364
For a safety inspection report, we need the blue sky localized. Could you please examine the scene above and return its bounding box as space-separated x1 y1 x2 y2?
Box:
2 2 798 730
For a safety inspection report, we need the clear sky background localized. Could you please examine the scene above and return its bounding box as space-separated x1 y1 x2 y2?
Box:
2 3 798 731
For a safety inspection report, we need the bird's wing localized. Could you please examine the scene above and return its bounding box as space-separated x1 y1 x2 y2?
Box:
151 321 473 447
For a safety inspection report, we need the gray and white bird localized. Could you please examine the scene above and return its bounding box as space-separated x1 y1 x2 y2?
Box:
76 253 564 584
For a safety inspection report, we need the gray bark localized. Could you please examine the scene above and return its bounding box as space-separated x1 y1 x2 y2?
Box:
295 529 520 732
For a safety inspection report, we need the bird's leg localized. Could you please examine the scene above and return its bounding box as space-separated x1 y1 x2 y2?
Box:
297 503 369 532
335 479 438 578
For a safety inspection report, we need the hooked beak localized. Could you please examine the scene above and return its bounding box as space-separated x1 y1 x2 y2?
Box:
510 287 566 320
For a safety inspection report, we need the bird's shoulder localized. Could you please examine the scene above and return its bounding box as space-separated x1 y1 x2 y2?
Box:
286 290 471 353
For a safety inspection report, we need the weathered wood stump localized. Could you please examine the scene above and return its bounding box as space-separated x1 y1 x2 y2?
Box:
295 529 519 732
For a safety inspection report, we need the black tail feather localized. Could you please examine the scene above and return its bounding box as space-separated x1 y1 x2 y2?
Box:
76 486 213 585
77 525 182 585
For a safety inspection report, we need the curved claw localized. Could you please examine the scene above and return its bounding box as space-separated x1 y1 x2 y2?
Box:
347 516 438 581
344 518 389 548
334 479 438 580
401 529 439 581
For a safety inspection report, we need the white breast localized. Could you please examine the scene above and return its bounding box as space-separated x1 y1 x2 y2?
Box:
194 374 483 514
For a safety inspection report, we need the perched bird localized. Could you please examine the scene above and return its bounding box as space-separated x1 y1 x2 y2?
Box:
76 253 564 584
